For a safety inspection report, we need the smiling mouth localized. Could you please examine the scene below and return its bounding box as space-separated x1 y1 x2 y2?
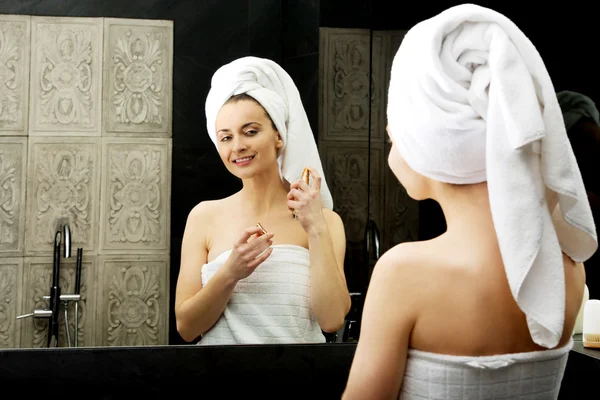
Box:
233 156 255 163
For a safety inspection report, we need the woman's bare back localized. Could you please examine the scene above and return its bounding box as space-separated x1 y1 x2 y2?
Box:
407 232 585 356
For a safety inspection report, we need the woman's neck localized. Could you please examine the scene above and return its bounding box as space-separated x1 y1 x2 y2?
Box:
434 182 495 237
238 165 290 218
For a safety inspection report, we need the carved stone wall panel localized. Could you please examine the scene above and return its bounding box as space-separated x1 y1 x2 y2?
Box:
103 18 173 137
0 257 23 348
382 142 419 252
319 28 382 142
29 17 103 136
0 15 30 136
0 137 27 256
20 256 97 348
319 140 369 242
24 137 100 256
99 138 171 254
95 254 169 347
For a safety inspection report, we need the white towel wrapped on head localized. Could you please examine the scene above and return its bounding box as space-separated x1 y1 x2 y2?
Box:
205 56 333 210
387 4 598 348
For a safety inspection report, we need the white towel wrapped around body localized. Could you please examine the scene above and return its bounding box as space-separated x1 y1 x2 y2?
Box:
205 56 333 210
387 4 597 348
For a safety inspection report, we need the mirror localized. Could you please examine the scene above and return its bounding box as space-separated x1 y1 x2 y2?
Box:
317 0 600 344
0 0 597 350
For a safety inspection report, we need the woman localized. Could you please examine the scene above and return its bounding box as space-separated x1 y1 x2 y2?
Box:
343 4 597 399
174 56 350 345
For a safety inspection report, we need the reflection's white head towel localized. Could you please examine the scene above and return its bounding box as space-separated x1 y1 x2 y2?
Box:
205 56 333 209
387 4 597 348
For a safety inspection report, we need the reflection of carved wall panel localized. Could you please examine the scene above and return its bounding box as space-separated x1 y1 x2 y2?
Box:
319 28 419 293
383 143 419 252
319 140 370 242
0 137 27 255
376 30 417 252
368 142 385 235
20 256 96 348
25 137 100 256
99 138 171 253
95 255 169 347
29 17 103 136
0 15 30 136
379 30 406 133
319 28 382 141
0 258 23 348
369 32 385 141
103 19 173 137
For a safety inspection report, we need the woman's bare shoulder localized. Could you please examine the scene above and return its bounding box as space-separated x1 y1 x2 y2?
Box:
371 241 438 293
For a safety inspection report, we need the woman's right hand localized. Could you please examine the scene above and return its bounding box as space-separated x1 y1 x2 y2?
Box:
223 226 274 282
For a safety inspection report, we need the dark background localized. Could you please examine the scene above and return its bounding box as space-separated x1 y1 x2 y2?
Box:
2 0 596 345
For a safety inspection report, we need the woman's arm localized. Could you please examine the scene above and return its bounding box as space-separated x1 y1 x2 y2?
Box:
306 208 351 332
174 202 273 342
288 167 350 332
342 246 419 399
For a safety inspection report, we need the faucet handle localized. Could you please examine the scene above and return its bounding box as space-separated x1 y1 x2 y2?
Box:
16 309 52 319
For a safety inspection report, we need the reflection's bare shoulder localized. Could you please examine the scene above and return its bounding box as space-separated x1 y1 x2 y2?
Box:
185 199 223 232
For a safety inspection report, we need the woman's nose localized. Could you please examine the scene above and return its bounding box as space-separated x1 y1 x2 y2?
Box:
232 135 247 152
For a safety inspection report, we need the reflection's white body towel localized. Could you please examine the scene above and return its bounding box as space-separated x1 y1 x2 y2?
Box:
205 56 333 209
399 339 572 399
387 4 597 348
197 245 325 345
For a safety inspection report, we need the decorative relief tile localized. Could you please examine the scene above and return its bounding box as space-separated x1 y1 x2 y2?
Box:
0 137 27 256
20 256 96 348
103 18 173 137
24 137 100 256
319 28 382 142
95 254 169 347
0 257 23 348
99 138 171 254
29 17 103 136
0 15 30 136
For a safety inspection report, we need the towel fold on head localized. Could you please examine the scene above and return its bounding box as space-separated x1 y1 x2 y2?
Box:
205 56 333 210
557 90 600 131
387 4 598 348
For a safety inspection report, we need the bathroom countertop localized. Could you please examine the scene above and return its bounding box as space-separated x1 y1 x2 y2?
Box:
0 340 597 399
559 334 600 399
571 333 600 360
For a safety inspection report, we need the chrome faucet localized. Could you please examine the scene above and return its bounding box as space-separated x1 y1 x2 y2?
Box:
63 223 71 259
17 222 80 348
47 224 71 347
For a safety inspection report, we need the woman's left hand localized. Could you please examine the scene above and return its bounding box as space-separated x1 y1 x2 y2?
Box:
287 166 325 233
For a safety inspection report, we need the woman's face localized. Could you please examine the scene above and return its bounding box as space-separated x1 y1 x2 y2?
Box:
215 99 283 179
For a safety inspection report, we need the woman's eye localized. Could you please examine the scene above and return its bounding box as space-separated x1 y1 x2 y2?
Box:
220 136 231 142
246 130 258 136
